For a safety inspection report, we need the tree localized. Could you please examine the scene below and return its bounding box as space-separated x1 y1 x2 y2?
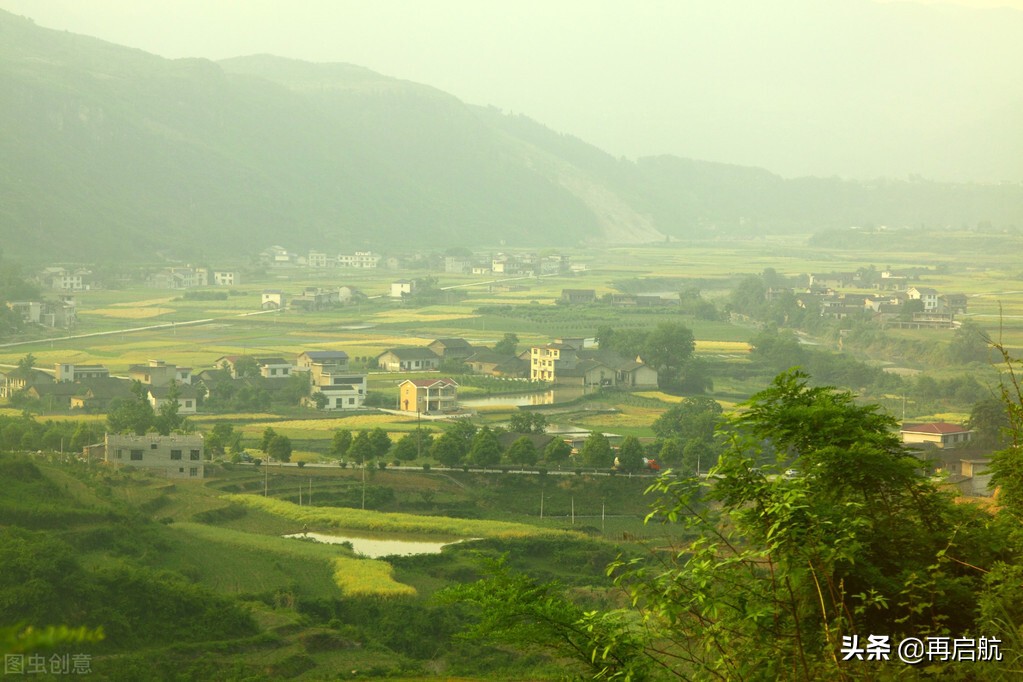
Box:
947 320 991 365
330 429 353 457
230 356 260 378
205 423 240 458
641 322 695 388
394 429 434 462
579 432 612 468
266 434 292 463
468 426 502 467
430 432 466 467
651 397 723 459
968 397 1012 450
614 436 645 472
260 427 277 454
15 353 35 372
369 427 392 459
311 392 329 409
452 369 1008 679
348 430 374 464
494 333 519 356
543 438 572 463
106 381 154 435
153 382 183 436
508 411 547 434
505 436 538 467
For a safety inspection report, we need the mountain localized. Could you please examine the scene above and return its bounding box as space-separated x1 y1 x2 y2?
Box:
1 9 1021 261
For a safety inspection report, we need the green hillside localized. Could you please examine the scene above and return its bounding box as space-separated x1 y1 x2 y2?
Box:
2 8 1022 262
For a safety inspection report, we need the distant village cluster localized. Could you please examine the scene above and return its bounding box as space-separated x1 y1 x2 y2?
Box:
258 245 578 277
798 268 967 328
1 330 660 420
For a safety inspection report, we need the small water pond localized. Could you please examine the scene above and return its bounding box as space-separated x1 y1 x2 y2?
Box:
460 387 587 407
283 531 471 558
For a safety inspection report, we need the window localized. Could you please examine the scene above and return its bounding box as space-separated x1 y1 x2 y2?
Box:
170 450 182 460
189 467 198 477
184 400 192 408
348 398 355 405
151 443 158 449
130 449 143 461
179 467 184 473
190 449 201 461
115 449 123 460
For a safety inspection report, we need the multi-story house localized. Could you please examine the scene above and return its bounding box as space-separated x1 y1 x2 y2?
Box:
398 378 458 414
104 434 205 478
55 363 110 383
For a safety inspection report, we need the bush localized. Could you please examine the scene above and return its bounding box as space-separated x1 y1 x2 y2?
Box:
422 463 431 472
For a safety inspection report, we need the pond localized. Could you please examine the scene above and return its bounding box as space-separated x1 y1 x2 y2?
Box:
283 531 471 558
459 387 587 407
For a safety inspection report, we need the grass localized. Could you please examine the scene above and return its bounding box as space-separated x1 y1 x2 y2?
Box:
225 494 586 539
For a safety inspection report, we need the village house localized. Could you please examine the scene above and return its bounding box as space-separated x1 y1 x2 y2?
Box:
55 363 110 382
427 338 477 362
530 338 658 388
128 360 192 387
39 267 93 291
390 280 415 298
103 434 205 479
0 366 53 398
295 350 366 410
261 290 286 310
69 378 134 411
907 286 940 311
901 422 973 449
398 378 458 414
147 385 199 415
337 251 380 268
464 349 529 378
560 289 597 304
213 271 238 286
376 348 441 372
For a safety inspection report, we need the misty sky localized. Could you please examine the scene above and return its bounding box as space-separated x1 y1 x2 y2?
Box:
2 0 1021 182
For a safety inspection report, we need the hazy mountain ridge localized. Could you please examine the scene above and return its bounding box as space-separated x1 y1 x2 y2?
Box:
1 9 1021 261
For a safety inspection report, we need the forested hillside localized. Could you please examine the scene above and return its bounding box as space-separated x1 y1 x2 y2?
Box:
2 8 1022 261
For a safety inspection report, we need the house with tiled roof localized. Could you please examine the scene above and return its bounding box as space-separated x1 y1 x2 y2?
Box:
398 378 458 414
900 422 973 449
376 348 440 372
427 338 476 361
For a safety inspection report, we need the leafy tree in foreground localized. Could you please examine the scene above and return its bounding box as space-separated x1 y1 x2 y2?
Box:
451 370 1016 679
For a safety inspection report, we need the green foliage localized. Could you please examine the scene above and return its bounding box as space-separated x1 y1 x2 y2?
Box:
369 427 392 458
614 436 644 472
947 320 992 364
504 436 538 467
330 428 352 456
469 426 503 467
106 381 155 435
494 332 519 356
579 431 612 468
542 438 572 463
260 426 277 453
348 430 374 464
267 434 292 463
508 411 548 434
393 429 434 462
439 557 642 680
430 431 467 467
